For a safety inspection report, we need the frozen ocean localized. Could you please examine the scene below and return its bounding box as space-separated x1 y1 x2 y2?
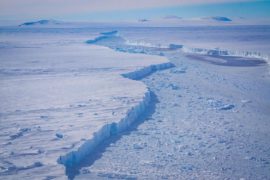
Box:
0 24 270 179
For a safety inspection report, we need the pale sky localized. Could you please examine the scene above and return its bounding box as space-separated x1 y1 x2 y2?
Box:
0 0 269 21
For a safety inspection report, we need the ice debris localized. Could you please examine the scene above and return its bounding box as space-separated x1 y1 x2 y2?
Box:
56 133 64 139
207 99 235 111
9 128 31 140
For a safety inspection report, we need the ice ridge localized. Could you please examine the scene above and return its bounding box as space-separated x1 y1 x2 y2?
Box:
58 31 174 170
182 46 269 62
57 62 174 168
88 31 269 63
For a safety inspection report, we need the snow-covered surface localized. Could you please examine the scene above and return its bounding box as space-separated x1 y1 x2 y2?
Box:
77 48 270 180
0 29 170 179
77 26 270 179
0 25 270 179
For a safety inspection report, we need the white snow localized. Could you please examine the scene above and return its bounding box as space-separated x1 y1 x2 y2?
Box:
1 25 270 179
75 32 270 179
0 30 170 179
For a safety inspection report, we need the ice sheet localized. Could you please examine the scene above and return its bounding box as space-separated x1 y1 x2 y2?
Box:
0 25 269 179
0 30 170 179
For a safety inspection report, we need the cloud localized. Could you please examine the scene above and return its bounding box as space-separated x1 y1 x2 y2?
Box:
0 0 253 20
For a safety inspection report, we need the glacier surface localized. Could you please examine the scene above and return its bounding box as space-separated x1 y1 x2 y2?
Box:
0 28 171 179
0 25 270 179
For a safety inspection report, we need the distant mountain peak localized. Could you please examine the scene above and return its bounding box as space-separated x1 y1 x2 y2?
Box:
138 19 149 22
205 16 232 22
19 19 61 26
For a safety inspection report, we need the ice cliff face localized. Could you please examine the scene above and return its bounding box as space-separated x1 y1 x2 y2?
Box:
58 62 174 168
57 30 175 173
182 46 269 63
90 31 269 64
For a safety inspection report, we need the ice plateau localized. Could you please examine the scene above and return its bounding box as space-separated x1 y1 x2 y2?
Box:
0 29 172 179
0 25 270 179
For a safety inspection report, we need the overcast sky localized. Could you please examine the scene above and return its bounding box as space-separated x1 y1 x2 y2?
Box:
0 0 269 21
